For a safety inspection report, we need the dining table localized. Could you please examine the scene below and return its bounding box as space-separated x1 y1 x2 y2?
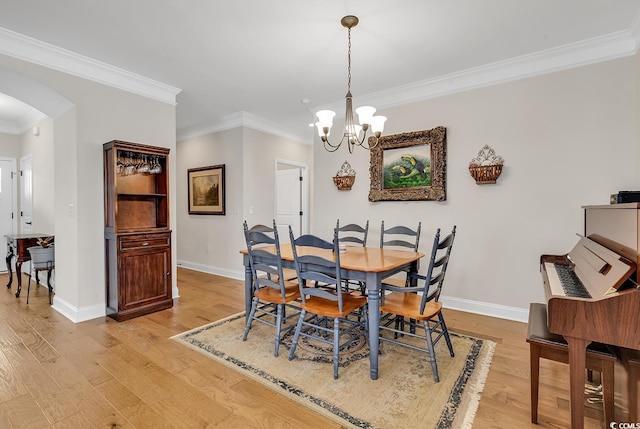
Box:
240 243 424 380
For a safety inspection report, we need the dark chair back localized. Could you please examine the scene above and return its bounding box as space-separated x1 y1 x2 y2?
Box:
243 220 288 300
380 221 421 251
289 227 348 313
337 220 369 247
419 226 456 313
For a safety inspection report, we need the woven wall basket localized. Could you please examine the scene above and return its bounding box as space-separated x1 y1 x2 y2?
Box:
333 175 355 190
469 165 502 185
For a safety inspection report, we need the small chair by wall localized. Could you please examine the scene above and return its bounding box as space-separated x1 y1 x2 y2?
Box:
26 245 55 305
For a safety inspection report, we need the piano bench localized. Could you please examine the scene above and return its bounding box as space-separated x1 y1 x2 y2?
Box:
526 303 617 425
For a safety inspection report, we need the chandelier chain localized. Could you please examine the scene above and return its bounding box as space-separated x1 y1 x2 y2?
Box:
347 27 352 93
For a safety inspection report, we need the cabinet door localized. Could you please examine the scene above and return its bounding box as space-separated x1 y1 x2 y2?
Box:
119 246 170 311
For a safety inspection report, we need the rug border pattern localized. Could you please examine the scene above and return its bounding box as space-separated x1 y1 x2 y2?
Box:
172 313 495 429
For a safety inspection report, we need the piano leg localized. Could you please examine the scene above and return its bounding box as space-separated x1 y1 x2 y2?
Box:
567 336 590 429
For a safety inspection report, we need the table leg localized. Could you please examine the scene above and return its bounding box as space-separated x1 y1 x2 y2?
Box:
15 260 23 297
5 250 13 289
47 268 53 305
366 271 380 380
567 336 589 429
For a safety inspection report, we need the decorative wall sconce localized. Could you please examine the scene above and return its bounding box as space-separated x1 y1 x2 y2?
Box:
333 160 356 190
468 145 504 184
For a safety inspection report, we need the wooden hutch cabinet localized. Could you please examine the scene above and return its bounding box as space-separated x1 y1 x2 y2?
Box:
103 140 172 321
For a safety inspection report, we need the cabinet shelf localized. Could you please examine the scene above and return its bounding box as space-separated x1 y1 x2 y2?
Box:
117 193 167 198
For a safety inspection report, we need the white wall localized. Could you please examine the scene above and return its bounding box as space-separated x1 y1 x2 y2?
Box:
242 127 312 225
312 54 639 321
176 127 312 277
20 117 55 233
0 53 177 321
0 132 21 158
176 128 243 278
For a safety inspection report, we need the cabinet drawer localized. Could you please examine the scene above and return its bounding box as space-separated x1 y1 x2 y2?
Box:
119 234 170 251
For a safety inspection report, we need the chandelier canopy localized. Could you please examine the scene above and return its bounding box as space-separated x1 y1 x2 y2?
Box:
315 15 386 153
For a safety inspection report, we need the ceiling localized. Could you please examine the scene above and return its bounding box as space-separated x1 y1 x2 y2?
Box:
0 1 639 141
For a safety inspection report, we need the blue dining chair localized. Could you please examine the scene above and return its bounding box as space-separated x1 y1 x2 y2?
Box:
288 226 368 379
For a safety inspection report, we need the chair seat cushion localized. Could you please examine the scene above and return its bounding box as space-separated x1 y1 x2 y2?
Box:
255 280 300 304
380 291 442 320
302 294 367 318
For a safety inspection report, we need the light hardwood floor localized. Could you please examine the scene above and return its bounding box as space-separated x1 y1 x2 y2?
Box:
0 267 627 428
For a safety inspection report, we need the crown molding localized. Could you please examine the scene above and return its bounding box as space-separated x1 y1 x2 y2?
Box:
0 27 181 105
177 111 311 144
317 29 640 114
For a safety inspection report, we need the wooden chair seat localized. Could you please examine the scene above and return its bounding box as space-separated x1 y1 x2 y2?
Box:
380 291 441 321
254 281 300 305
301 294 367 318
527 302 616 425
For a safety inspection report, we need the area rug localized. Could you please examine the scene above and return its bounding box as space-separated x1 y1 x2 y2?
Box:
172 312 495 429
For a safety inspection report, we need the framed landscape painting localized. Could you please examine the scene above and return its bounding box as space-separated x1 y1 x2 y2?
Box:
188 164 226 215
369 127 446 202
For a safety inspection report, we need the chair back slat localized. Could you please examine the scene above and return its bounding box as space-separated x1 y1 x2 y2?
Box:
419 226 457 313
243 220 288 298
337 220 369 247
290 227 346 311
246 230 276 246
380 221 421 251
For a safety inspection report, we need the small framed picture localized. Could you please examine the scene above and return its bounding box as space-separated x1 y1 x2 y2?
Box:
188 164 225 215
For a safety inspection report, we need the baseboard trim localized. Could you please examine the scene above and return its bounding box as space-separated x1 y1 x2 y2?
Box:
440 296 528 323
52 297 105 323
177 261 529 323
177 260 244 280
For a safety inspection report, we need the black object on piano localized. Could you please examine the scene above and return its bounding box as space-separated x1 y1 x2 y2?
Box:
611 191 640 204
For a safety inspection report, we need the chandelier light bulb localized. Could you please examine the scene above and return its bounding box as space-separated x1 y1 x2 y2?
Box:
355 106 376 126
371 116 387 135
316 110 336 128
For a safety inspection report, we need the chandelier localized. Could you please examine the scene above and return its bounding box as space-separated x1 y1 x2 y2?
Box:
315 15 386 153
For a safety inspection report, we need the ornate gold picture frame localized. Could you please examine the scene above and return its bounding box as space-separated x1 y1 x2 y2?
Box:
369 127 446 201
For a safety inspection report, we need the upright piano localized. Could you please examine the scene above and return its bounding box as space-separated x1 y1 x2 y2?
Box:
540 203 640 428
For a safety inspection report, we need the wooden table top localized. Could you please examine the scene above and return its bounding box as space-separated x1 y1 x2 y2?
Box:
6 233 54 240
241 243 424 273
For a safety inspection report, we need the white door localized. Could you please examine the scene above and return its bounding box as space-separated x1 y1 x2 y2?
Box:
20 155 33 234
275 167 302 240
0 159 16 272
